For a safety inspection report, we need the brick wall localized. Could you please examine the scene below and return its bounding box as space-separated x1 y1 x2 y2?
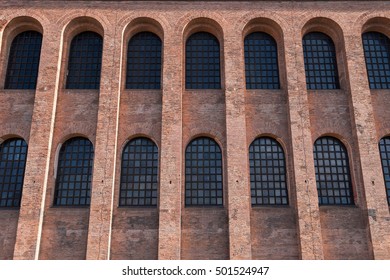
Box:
0 0 389 260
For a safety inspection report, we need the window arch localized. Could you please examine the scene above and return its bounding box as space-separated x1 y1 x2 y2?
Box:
302 32 340 90
244 32 280 89
313 136 354 205
66 31 103 89
126 32 162 89
362 32 390 89
185 32 221 89
54 137 94 206
0 138 28 207
119 137 158 206
5 31 42 89
185 137 223 206
379 137 390 205
249 137 288 205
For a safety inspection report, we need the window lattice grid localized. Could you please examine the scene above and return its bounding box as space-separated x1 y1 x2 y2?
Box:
244 32 280 89
379 137 390 205
185 32 221 89
126 32 162 89
0 138 28 207
120 137 159 207
249 137 288 205
185 137 223 206
54 137 94 206
362 32 390 89
302 32 340 90
66 31 103 89
5 31 42 89
313 137 354 205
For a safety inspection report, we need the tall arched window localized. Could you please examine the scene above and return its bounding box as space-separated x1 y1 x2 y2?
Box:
244 32 280 89
119 137 158 206
66 31 103 89
0 138 28 207
249 137 288 205
5 31 42 89
185 32 221 89
313 136 354 205
379 137 390 205
185 137 223 206
302 32 340 90
126 32 162 89
54 137 94 206
362 32 390 89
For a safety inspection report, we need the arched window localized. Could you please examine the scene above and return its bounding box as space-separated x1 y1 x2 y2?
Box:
185 32 221 89
126 32 162 89
66 31 103 89
249 137 288 205
185 137 223 206
379 137 390 205
0 138 28 207
244 32 280 89
302 32 340 90
54 137 94 206
5 31 42 89
119 137 158 206
313 136 353 205
362 32 390 89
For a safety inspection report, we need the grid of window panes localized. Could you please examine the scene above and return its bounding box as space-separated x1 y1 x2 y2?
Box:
66 31 102 89
185 32 221 89
362 32 390 89
302 32 340 90
0 138 28 207
126 32 162 89
5 31 42 89
185 137 223 206
244 32 280 89
54 137 94 206
313 137 354 205
120 138 158 206
379 137 390 205
249 137 288 205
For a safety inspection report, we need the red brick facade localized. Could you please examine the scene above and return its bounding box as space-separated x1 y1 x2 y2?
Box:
0 0 389 260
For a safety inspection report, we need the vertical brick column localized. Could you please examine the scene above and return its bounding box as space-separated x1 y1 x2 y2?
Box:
284 32 324 259
344 33 390 259
13 27 62 260
158 31 183 260
224 29 252 259
86 25 122 260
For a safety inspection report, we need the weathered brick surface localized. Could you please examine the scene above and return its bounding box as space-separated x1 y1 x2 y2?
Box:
251 208 299 260
0 1 390 260
181 208 229 260
110 208 159 260
320 207 371 259
0 210 19 260
38 208 89 260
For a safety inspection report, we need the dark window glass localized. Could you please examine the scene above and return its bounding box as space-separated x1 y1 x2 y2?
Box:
302 32 340 90
313 136 354 205
119 137 158 206
185 137 223 206
126 32 162 89
379 137 390 205
66 31 103 89
5 31 42 89
0 138 28 207
185 32 221 89
249 137 288 205
54 137 94 206
362 32 390 89
244 32 280 89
